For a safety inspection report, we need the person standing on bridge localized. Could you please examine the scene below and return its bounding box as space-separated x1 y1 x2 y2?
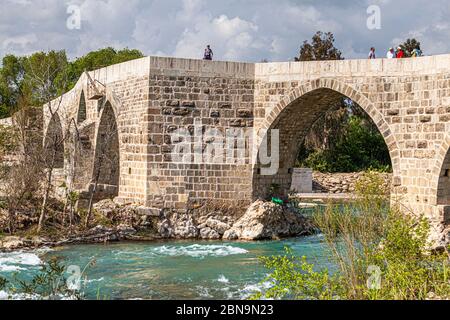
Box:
368 47 376 59
203 45 214 61
386 47 395 59
396 46 405 58
411 46 423 57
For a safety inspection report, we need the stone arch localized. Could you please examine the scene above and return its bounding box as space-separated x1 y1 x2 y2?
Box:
91 101 120 199
252 78 400 199
44 113 65 169
77 90 87 124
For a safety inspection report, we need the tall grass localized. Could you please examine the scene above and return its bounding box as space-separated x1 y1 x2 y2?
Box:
255 171 450 300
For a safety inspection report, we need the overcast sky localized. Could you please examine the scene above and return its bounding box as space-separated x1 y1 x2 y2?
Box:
1 0 450 62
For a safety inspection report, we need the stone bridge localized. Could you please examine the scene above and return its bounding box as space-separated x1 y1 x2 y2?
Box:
44 55 450 242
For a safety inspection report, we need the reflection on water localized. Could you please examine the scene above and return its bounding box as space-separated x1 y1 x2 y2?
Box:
1 236 331 300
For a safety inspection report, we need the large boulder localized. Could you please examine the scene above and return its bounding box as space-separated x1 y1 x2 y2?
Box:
223 200 314 241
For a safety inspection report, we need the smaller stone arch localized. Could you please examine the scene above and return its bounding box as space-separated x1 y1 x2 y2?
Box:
43 113 65 169
91 101 120 199
77 90 87 124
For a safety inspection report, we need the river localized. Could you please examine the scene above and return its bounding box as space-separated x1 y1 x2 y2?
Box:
0 235 332 300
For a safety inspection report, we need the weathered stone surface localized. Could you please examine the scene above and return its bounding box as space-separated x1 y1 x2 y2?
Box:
210 110 220 118
0 237 25 251
200 227 221 240
172 107 191 116
237 109 253 118
205 217 230 235
223 200 313 240
312 172 392 194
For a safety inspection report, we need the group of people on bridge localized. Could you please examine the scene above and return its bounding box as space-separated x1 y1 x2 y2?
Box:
202 44 423 62
368 46 423 59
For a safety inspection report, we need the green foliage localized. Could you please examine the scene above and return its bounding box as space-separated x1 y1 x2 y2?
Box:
252 248 342 300
296 31 343 61
256 172 450 300
23 50 70 106
299 116 391 173
0 54 26 118
66 47 144 89
0 276 7 291
1 258 84 300
0 47 144 119
399 38 422 57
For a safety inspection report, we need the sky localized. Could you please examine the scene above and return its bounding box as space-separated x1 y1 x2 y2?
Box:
1 0 450 62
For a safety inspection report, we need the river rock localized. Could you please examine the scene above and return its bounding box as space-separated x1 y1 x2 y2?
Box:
158 219 174 238
172 214 198 239
223 200 313 241
200 227 221 240
0 236 25 251
93 199 120 219
158 212 199 239
205 218 230 235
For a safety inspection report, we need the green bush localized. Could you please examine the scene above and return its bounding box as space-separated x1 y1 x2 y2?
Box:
298 116 392 173
255 172 450 300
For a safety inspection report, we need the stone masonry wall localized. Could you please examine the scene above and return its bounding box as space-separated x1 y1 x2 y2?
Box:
312 172 392 194
145 58 255 209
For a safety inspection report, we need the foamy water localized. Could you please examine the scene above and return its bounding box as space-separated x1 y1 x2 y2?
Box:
1 236 329 300
152 244 248 258
0 251 42 272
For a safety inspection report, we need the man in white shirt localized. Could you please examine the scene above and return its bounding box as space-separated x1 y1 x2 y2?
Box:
386 48 395 59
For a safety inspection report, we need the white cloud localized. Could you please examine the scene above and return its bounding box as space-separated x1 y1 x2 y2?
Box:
174 14 260 60
0 0 450 62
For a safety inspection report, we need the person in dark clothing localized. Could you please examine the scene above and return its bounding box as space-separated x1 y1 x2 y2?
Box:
368 47 376 59
203 45 213 60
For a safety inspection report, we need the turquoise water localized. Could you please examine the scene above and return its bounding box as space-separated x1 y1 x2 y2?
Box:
0 235 331 300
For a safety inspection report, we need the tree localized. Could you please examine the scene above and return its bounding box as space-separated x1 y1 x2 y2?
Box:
295 31 343 61
21 51 71 233
399 38 422 57
0 95 44 234
66 47 144 89
0 55 26 118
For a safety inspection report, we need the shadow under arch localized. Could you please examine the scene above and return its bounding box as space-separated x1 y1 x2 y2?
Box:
252 79 400 199
44 113 65 169
91 100 120 199
77 90 87 124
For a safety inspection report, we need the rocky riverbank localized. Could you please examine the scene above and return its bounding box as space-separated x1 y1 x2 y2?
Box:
313 172 392 194
0 199 315 251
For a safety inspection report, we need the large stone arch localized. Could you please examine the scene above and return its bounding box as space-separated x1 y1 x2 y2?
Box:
90 100 120 200
252 78 400 199
43 113 65 169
